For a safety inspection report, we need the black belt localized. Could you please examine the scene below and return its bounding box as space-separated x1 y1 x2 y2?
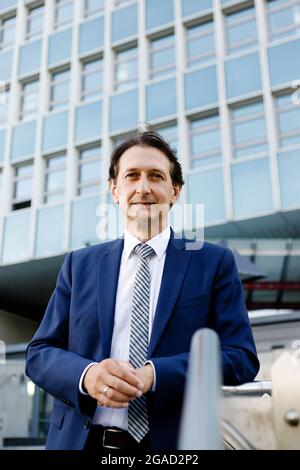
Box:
86 425 150 450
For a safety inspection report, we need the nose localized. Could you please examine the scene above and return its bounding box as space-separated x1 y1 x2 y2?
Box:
136 176 151 194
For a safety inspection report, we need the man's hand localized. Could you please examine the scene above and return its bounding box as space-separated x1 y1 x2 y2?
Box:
134 364 154 394
83 359 144 408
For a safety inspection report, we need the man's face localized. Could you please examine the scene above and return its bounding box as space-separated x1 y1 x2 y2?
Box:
110 145 181 232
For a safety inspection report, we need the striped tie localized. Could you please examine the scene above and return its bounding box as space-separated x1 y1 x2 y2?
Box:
128 243 155 443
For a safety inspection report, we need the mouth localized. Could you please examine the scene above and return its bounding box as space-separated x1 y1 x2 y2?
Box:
131 202 156 206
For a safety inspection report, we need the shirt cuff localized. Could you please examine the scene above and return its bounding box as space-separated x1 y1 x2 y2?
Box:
79 362 97 395
144 360 156 392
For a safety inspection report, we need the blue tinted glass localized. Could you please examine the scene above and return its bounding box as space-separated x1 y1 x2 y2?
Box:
187 27 215 59
11 121 36 161
112 4 137 43
185 66 218 110
234 118 266 144
227 18 257 44
146 0 173 30
2 211 31 264
42 111 68 152
188 168 225 224
225 52 261 99
182 0 212 17
151 44 175 69
79 16 104 54
269 8 294 32
48 29 72 66
75 100 103 142
71 196 100 249
278 149 300 208
0 0 17 11
35 205 64 257
279 108 300 133
18 40 41 76
110 89 138 132
0 50 12 81
232 158 273 217
192 129 220 154
269 39 300 87
0 130 5 163
146 78 176 121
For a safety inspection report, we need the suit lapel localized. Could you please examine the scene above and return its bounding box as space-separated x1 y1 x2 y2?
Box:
97 238 124 359
148 232 192 358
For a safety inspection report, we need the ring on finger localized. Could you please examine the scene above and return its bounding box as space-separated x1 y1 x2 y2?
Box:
103 385 110 396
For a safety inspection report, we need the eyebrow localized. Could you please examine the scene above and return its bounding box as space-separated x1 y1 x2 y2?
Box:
123 168 166 175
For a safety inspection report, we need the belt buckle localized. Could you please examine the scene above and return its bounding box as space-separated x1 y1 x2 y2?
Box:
102 428 122 450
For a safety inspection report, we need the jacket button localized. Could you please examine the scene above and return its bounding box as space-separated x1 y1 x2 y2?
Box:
84 420 91 430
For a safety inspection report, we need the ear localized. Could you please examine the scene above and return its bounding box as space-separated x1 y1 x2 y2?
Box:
170 184 181 205
109 178 119 204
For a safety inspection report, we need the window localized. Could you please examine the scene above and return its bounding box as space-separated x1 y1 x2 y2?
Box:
49 68 70 111
225 52 261 99
231 158 273 217
267 0 300 42
114 46 138 91
26 3 44 40
189 114 221 168
13 163 33 211
48 29 72 66
155 123 177 150
186 21 215 68
182 0 212 18
110 88 138 132
54 0 73 29
146 77 176 121
11 121 36 160
0 15 16 50
185 65 218 110
81 57 103 101
84 0 105 17
225 6 258 55
78 145 101 195
114 0 133 7
146 0 174 30
275 93 300 148
0 84 9 126
111 3 137 43
0 168 3 203
230 101 267 159
79 16 104 54
42 111 68 151
19 78 39 120
75 100 102 142
19 40 42 76
149 34 175 80
0 129 5 163
44 154 66 203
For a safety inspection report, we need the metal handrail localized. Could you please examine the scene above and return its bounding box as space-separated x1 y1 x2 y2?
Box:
178 328 222 450
222 381 272 397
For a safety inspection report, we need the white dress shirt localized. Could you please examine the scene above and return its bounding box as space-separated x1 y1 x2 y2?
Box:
79 225 171 430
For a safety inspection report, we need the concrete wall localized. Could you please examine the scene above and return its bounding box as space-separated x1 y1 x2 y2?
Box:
0 310 38 345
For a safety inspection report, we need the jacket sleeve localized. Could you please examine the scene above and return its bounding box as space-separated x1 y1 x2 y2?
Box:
150 248 260 412
25 252 94 416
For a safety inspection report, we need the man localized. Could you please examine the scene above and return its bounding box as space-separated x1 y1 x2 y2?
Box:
25 130 259 451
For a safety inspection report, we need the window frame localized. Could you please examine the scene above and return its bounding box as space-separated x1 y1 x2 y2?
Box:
148 32 176 80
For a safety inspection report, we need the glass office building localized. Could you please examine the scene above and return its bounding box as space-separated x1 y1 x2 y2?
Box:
0 0 300 447
0 0 300 334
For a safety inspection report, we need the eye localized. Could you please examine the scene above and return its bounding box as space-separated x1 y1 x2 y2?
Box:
151 173 163 179
126 172 138 178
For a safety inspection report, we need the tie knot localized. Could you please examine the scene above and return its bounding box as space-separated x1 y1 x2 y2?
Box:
134 243 155 260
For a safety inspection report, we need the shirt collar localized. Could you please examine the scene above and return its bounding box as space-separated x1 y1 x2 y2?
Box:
123 225 171 263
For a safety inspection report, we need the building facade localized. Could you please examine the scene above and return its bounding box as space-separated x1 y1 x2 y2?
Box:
0 0 300 447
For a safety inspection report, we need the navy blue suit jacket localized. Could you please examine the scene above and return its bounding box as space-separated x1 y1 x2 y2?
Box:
25 230 259 450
